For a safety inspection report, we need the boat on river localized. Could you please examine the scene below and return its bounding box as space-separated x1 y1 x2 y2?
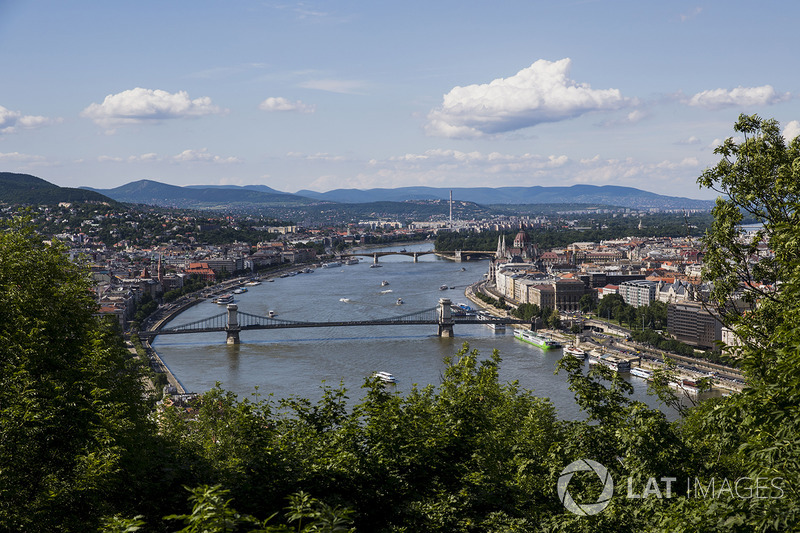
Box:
564 346 586 361
322 261 342 268
513 329 561 350
631 367 653 380
396 298 403 305
381 280 390 286
373 371 398 384
214 294 234 305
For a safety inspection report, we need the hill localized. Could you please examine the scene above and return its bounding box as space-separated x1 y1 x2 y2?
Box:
295 184 715 210
0 172 113 205
85 180 318 208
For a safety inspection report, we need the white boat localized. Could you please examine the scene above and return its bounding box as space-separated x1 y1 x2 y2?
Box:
587 351 631 373
244 280 261 286
381 280 390 286
215 294 234 305
513 329 561 350
487 322 505 331
345 258 359 265
396 298 403 305
322 261 342 268
380 289 393 294
339 298 351 302
373 371 398 384
268 310 276 318
630 367 652 380
233 287 247 294
564 346 586 361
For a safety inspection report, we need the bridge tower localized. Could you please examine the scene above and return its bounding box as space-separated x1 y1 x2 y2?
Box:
225 304 241 344
438 297 454 337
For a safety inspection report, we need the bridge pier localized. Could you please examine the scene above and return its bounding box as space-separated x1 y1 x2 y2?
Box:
226 303 241 344
413 252 418 263
438 297 454 337
454 250 462 262
373 253 379 265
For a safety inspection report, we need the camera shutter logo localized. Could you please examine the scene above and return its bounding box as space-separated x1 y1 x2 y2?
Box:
557 459 614 516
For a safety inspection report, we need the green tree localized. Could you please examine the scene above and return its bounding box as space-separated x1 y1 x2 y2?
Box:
0 217 155 532
650 115 800 530
579 293 596 313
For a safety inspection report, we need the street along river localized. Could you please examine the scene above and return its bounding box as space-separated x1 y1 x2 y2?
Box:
153 242 686 420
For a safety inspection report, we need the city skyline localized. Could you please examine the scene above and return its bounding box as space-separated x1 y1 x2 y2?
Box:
1 1 798 199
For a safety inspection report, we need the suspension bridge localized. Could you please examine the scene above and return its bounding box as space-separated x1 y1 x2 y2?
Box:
140 298 529 344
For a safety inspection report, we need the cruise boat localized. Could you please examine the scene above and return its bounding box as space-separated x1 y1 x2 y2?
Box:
564 346 586 361
513 329 562 350
322 261 342 268
214 294 234 305
588 351 631 373
344 258 359 265
373 371 398 384
630 367 653 380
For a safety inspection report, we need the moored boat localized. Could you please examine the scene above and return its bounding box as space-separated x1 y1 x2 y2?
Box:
322 261 342 268
513 329 561 350
630 367 653 380
564 346 586 361
587 351 631 373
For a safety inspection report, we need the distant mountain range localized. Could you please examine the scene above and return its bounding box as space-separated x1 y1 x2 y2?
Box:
0 173 715 212
295 185 714 210
0 172 113 205
84 180 316 208
85 180 715 210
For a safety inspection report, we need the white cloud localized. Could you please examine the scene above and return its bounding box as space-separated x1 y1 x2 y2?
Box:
286 151 347 161
173 148 241 164
425 58 628 138
676 136 702 145
298 79 366 94
81 88 225 129
0 151 46 162
258 97 315 113
95 149 239 164
783 120 800 143
686 85 792 110
0 105 54 134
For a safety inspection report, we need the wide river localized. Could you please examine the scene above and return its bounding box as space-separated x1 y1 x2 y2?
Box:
154 242 676 420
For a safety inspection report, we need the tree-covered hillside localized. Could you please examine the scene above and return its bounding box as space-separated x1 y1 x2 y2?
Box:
0 172 114 204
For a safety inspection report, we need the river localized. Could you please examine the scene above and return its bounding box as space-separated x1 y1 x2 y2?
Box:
153 242 679 420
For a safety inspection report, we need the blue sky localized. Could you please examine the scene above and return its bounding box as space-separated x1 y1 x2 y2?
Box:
1 1 798 199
